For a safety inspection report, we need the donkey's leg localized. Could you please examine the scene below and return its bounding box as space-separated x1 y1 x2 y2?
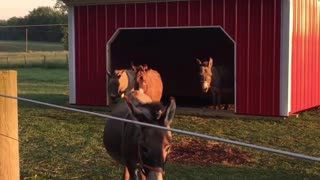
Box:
216 89 222 110
210 89 218 109
125 165 139 180
123 166 130 180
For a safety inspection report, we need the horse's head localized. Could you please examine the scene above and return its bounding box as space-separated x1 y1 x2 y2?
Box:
132 64 149 93
196 57 213 93
136 65 149 91
107 69 129 101
125 95 176 180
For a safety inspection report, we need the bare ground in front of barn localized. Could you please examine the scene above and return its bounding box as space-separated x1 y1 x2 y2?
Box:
5 67 320 179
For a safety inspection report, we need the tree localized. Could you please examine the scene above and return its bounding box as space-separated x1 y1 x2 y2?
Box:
25 7 67 42
1 17 27 41
0 2 68 47
55 0 68 49
55 0 68 15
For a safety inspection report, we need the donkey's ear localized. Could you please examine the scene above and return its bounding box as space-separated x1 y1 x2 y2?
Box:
114 70 124 77
143 64 148 71
164 97 176 127
124 95 144 119
131 62 138 72
208 57 213 68
196 58 202 65
106 70 112 77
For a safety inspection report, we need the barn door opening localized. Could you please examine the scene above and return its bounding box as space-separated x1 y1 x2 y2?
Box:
107 27 236 112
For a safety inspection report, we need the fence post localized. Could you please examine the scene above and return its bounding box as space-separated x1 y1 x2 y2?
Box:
6 56 9 67
0 70 19 179
43 55 46 66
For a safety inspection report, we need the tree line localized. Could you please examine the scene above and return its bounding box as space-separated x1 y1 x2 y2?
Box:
0 2 67 47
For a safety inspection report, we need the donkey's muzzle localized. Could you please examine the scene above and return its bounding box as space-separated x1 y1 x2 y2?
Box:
201 81 210 93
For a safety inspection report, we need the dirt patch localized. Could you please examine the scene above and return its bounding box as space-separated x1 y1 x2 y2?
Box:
168 139 253 167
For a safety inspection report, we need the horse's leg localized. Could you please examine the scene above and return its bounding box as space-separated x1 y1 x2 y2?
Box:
123 166 130 180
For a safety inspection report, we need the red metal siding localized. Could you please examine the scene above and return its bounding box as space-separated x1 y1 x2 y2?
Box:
74 0 281 116
291 0 320 114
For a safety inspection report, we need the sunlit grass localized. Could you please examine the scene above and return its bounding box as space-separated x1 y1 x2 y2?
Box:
11 68 320 179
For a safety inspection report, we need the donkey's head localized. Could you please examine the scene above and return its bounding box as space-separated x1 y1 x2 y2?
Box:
196 57 213 93
125 95 176 180
107 69 129 101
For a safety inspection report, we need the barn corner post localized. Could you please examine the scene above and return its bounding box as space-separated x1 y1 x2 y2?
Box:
0 70 20 179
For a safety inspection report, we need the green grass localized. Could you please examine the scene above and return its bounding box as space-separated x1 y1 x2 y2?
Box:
0 40 64 52
0 51 68 69
6 68 320 179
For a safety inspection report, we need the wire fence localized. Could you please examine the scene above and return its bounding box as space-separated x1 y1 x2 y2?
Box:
0 93 320 163
0 24 67 52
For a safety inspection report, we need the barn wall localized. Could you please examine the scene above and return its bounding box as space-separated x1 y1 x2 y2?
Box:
74 0 281 116
291 0 320 114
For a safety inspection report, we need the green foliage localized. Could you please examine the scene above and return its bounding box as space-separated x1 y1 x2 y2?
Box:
0 6 67 43
11 68 320 179
54 0 68 15
61 27 68 50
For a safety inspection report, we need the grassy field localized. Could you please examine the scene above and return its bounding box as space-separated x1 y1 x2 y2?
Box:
2 67 319 179
0 40 64 52
0 51 68 68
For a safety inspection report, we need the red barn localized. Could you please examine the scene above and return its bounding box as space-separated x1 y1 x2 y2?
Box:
63 0 320 117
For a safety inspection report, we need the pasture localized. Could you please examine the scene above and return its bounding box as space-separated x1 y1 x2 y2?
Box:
3 67 320 179
0 40 64 52
0 51 68 69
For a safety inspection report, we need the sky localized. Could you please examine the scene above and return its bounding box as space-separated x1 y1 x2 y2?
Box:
0 0 56 20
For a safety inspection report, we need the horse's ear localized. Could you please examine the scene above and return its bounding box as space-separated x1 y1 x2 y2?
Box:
208 57 213 68
139 65 145 72
196 58 202 65
164 97 176 127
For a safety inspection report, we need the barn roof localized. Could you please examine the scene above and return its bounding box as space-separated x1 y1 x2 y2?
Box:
62 0 184 6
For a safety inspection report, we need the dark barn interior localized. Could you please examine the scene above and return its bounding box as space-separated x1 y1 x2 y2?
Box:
109 28 235 107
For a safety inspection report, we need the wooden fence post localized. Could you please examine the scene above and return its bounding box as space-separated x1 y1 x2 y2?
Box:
0 70 19 179
43 55 46 65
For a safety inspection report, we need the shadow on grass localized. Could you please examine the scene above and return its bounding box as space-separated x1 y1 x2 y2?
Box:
18 93 69 107
18 93 109 126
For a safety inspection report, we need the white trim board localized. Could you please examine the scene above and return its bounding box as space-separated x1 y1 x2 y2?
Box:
280 0 293 116
68 6 76 104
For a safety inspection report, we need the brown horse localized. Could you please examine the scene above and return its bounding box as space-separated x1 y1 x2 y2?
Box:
103 94 176 180
196 57 234 110
132 64 163 102
108 64 163 103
